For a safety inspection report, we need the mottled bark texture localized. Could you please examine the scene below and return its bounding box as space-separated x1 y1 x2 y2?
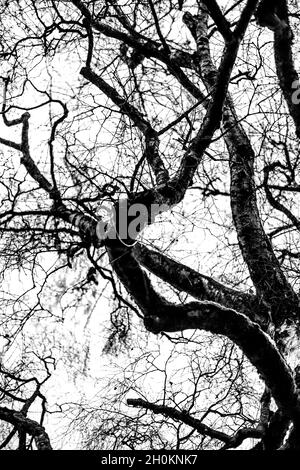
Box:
183 2 300 332
104 1 300 449
0 407 52 450
2 0 300 451
134 243 270 325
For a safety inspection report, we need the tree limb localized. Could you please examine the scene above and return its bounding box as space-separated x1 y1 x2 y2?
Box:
183 2 300 330
0 406 52 450
134 243 271 327
201 0 233 42
80 66 169 186
257 0 300 138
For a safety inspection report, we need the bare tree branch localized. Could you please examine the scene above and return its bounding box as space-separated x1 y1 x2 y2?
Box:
0 407 52 450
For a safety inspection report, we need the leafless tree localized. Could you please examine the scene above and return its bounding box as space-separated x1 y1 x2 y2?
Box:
1 0 300 450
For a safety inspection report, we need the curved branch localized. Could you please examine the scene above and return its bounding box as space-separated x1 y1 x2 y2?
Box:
134 243 271 326
183 2 299 329
107 240 300 422
264 163 300 232
0 407 52 450
144 302 299 421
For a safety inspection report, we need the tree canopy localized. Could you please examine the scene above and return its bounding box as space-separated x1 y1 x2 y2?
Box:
1 0 300 451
